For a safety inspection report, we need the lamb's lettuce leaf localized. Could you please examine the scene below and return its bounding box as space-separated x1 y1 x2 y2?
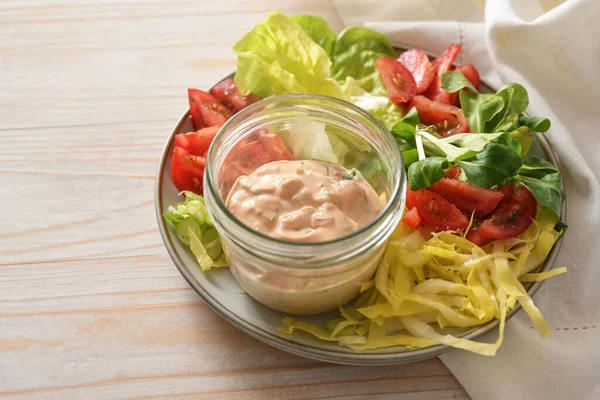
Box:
441 71 477 93
519 115 551 133
408 157 449 190
458 134 523 188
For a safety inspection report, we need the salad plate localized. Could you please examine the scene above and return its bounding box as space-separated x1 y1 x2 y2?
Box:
155 46 566 365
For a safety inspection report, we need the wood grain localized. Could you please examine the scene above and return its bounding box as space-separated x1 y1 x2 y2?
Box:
0 1 469 398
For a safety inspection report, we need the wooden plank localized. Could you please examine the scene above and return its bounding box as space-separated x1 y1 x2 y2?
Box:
0 0 469 398
0 301 462 398
0 1 344 129
0 256 465 398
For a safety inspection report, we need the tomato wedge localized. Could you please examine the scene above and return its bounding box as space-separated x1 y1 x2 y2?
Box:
409 95 470 137
210 78 261 113
174 126 220 157
402 207 422 229
455 64 481 91
441 64 482 106
422 44 462 105
412 188 469 231
479 186 537 239
188 88 233 130
258 133 293 160
444 164 462 179
376 57 417 103
219 133 294 196
405 184 417 210
466 228 491 247
397 49 434 95
171 146 206 194
431 44 462 76
430 178 505 218
494 183 516 202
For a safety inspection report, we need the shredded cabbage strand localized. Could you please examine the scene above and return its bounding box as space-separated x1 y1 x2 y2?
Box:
278 209 566 355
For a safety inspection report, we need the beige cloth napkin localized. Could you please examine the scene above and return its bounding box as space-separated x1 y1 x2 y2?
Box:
333 0 600 398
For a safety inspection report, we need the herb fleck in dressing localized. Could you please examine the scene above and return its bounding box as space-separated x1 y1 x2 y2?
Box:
226 160 382 243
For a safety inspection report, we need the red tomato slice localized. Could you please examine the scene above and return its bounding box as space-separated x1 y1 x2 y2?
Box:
445 164 462 179
409 95 470 137
210 78 261 113
429 178 505 218
442 64 481 106
219 133 294 196
466 228 491 247
479 186 537 239
402 207 422 229
423 44 462 104
188 88 233 130
413 188 469 231
494 183 516 202
455 64 481 91
171 146 206 194
397 49 435 95
258 133 294 160
376 57 417 103
174 126 220 157
405 185 417 210
431 44 462 75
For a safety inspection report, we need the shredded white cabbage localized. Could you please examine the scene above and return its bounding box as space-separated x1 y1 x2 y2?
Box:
278 209 567 356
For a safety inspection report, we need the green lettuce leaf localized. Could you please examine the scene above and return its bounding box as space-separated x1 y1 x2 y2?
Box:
233 11 343 98
390 108 421 167
290 14 337 58
415 129 506 162
441 71 477 93
459 90 505 133
391 107 418 147
519 115 551 133
510 126 533 157
518 155 560 179
366 100 404 129
408 157 449 190
233 12 401 129
459 83 550 139
506 155 565 216
512 173 564 216
486 83 529 133
287 119 348 164
458 134 523 188
331 27 396 93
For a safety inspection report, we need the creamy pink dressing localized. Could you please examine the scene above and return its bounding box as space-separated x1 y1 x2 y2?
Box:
225 160 382 243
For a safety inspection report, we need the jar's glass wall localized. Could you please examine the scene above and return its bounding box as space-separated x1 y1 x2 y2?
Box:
203 94 405 315
209 96 398 205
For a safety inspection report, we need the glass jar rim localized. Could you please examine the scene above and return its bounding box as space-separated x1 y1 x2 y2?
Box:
205 93 404 251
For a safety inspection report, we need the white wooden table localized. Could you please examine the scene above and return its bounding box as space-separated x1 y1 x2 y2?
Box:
0 1 469 398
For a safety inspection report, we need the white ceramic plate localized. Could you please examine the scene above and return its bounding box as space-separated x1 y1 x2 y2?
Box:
155 46 566 365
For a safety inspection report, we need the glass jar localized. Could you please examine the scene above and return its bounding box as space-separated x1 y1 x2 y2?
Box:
204 94 405 315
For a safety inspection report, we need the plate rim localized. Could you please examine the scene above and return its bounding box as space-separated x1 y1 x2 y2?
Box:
154 45 567 365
